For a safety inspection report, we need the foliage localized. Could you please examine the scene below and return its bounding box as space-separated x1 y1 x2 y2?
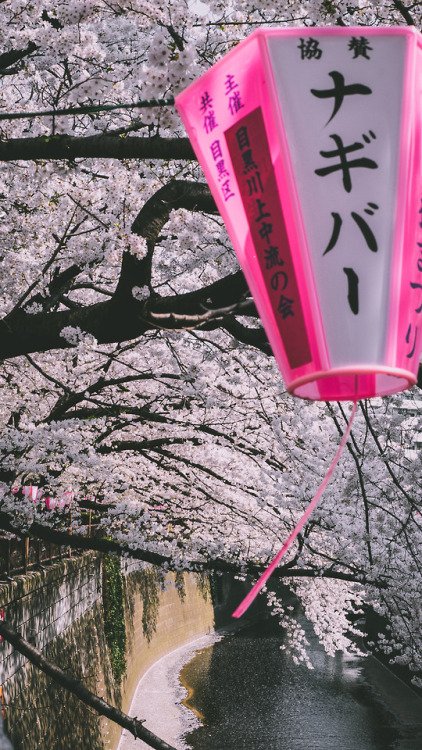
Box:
0 0 421 690
174 570 186 602
195 572 211 602
102 555 127 682
209 572 225 608
138 567 164 643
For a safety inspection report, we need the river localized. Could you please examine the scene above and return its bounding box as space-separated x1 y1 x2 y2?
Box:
118 615 422 750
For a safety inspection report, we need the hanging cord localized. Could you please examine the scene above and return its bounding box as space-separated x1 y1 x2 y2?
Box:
232 400 358 619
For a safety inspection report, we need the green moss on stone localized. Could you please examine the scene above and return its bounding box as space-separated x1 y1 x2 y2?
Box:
102 556 127 682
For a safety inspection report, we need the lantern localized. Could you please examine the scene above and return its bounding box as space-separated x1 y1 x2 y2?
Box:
176 27 422 401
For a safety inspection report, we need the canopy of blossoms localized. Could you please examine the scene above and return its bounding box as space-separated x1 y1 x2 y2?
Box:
0 0 421 684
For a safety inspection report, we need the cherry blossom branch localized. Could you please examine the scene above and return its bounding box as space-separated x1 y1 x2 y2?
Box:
97 438 259 493
327 402 373 565
114 180 220 304
47 372 180 421
6 212 79 316
0 510 388 589
359 400 417 508
0 269 254 361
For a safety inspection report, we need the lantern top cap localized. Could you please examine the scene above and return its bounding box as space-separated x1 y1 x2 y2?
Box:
237 24 421 43
250 24 420 35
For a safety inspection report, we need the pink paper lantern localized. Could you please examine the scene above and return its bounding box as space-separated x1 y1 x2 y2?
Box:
176 27 422 401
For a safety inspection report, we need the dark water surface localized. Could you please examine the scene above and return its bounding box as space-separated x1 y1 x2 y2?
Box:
180 617 422 750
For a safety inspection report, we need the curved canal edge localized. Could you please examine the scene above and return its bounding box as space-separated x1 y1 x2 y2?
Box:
116 632 221 750
117 609 422 750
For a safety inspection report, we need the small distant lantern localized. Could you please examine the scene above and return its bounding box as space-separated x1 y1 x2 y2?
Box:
176 27 422 401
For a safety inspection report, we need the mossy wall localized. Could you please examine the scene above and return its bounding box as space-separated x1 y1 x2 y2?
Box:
104 561 215 750
0 555 215 750
0 553 117 750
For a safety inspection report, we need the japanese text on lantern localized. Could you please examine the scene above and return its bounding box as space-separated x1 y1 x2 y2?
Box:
306 37 379 316
199 74 244 204
405 198 422 358
298 36 373 61
225 107 312 369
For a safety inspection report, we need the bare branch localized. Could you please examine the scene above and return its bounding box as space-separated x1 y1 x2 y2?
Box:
0 620 177 750
0 43 38 75
148 298 255 327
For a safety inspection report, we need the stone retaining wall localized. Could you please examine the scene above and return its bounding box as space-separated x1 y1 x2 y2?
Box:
0 553 101 689
0 554 215 750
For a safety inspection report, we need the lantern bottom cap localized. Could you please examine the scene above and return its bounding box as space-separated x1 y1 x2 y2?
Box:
288 365 417 402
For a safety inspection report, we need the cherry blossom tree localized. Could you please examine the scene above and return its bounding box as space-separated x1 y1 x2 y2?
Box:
0 0 422 708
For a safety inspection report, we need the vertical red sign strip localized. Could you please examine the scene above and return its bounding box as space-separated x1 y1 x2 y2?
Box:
225 107 311 370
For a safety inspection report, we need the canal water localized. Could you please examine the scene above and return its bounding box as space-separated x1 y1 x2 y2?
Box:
180 616 422 750
119 614 422 750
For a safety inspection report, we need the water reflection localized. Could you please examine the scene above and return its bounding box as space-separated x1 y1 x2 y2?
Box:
180 617 422 750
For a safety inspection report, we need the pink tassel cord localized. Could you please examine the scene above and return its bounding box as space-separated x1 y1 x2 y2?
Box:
232 401 358 619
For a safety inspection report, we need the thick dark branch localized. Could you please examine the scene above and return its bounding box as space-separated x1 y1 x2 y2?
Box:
0 43 38 74
77 498 112 512
417 363 422 389
222 317 271 355
0 620 177 750
392 0 415 25
0 270 252 360
0 511 387 588
0 511 172 566
131 180 218 238
0 300 116 359
0 135 196 162
0 179 258 360
115 180 219 301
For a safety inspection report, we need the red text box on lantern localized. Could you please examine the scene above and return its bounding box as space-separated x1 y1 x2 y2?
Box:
225 107 311 370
